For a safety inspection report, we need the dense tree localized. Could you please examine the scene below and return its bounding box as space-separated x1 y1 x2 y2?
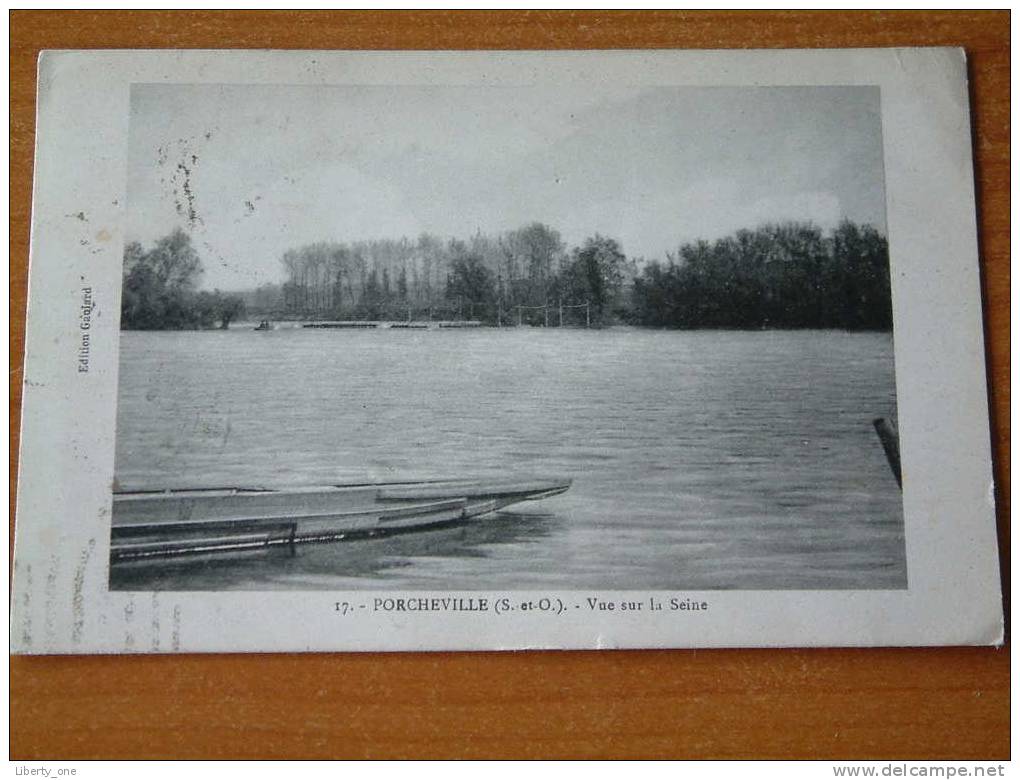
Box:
147 227 203 292
445 250 497 321
559 235 628 324
631 221 891 330
121 261 164 329
397 266 409 300
827 220 892 329
361 268 382 319
499 223 565 310
120 229 245 330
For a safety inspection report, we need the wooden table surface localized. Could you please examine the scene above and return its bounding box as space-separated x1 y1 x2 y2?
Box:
9 11 1010 760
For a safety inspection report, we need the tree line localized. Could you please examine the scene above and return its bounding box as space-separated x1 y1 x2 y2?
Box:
631 221 891 329
266 224 634 326
120 228 245 330
121 219 892 331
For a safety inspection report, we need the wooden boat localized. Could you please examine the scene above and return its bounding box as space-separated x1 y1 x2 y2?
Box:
110 477 571 562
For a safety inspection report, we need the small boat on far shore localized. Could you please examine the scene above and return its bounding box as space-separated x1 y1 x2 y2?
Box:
110 476 571 563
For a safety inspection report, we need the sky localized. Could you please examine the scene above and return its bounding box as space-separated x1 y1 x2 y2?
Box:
127 83 887 290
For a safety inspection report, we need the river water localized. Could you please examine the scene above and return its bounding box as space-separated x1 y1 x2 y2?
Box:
112 326 905 591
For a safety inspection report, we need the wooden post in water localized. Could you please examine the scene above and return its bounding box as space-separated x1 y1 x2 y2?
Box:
872 417 902 489
585 300 590 328
559 300 563 327
544 303 549 327
517 305 522 327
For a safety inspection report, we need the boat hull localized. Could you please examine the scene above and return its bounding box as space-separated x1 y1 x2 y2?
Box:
110 478 570 562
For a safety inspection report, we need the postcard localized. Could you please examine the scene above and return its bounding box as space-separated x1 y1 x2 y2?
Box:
10 48 1002 653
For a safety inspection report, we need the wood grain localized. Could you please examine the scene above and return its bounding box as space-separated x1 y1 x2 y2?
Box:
9 11 1009 760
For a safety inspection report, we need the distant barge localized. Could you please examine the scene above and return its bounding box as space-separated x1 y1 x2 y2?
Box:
111 477 570 562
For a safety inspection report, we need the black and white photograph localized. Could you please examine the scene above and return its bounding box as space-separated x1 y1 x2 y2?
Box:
110 81 905 592
11 49 1001 653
